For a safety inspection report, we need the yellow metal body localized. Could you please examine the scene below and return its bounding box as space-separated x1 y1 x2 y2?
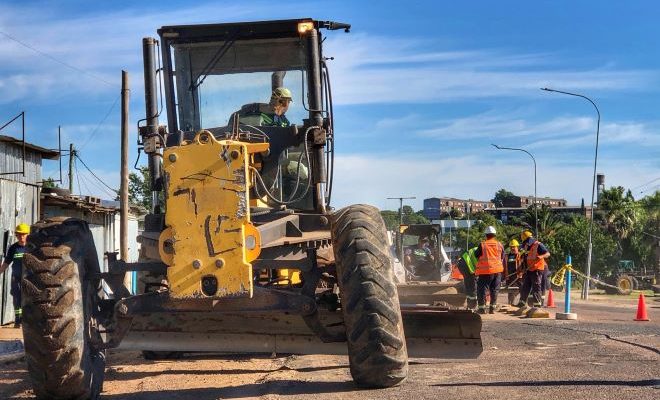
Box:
160 131 268 298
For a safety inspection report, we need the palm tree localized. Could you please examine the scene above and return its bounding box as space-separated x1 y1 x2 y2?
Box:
520 204 564 241
597 187 637 247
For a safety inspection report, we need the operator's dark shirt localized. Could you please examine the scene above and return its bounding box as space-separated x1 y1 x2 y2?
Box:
4 242 26 279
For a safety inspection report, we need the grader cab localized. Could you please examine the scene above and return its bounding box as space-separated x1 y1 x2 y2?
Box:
21 19 481 399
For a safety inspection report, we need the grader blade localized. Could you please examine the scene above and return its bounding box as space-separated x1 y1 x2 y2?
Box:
118 305 482 360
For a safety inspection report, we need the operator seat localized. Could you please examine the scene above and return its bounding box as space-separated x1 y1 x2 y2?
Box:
228 102 272 127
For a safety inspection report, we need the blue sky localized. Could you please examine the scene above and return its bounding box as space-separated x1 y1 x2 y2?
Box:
1 1 658 210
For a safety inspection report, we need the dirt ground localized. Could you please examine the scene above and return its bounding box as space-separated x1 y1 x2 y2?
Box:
1 293 658 400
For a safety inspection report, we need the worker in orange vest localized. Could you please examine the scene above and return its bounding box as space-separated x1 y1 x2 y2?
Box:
516 230 551 309
474 226 506 314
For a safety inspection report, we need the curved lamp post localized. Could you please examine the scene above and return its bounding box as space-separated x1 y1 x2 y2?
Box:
491 144 538 238
541 87 600 300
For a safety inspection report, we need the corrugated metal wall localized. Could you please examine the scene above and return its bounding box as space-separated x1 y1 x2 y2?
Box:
0 142 42 185
0 179 40 325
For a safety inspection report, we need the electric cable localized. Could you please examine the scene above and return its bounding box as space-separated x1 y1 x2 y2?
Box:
0 29 116 87
78 95 121 150
75 154 118 194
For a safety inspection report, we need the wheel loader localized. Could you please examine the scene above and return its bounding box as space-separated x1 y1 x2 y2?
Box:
20 19 482 399
393 224 468 308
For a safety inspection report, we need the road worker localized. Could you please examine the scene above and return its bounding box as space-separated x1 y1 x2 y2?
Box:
261 87 292 127
516 230 551 310
0 223 30 328
456 246 478 310
404 237 436 280
505 239 521 305
474 226 506 314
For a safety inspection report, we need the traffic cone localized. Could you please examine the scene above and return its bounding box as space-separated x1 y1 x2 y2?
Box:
634 293 649 322
546 288 557 308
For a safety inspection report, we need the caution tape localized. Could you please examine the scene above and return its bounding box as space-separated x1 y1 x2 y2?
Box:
550 263 621 290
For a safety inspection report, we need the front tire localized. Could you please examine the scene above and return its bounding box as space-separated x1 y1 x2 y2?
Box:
22 218 105 399
331 204 408 388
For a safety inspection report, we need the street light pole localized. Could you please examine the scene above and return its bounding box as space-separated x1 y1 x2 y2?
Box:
541 87 600 300
492 144 538 238
387 196 417 226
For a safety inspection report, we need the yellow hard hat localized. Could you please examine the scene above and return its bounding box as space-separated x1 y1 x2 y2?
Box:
16 223 30 234
521 230 533 241
271 87 293 101
509 239 519 247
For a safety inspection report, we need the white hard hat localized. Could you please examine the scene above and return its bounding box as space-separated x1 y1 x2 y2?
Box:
484 226 497 235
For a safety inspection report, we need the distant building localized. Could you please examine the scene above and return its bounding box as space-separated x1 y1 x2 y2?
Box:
0 135 59 325
501 195 568 208
487 206 591 224
423 197 495 220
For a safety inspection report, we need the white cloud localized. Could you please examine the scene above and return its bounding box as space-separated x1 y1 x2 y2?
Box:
417 112 594 140
324 34 657 105
331 153 659 211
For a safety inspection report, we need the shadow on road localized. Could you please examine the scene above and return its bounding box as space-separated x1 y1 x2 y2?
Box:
106 364 348 381
433 379 659 388
102 380 359 399
0 363 30 399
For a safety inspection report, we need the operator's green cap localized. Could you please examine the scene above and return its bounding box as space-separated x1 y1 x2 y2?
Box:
272 87 293 101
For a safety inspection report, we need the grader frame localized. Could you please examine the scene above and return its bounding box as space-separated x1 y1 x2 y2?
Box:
21 19 481 399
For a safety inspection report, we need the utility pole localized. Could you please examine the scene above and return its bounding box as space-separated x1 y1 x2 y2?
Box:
387 196 416 226
120 70 130 263
68 143 75 193
120 70 131 292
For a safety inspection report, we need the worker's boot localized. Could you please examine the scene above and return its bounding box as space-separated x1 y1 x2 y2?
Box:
514 302 529 316
477 306 487 315
13 315 21 329
489 304 497 314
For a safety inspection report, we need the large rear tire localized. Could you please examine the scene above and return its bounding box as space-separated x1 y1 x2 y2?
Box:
331 204 408 388
22 218 105 399
615 274 634 295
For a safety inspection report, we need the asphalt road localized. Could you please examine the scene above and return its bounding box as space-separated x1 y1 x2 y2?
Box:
1 293 658 399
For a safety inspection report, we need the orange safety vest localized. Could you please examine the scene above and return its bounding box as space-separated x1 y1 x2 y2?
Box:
451 264 464 280
475 238 504 275
526 241 546 271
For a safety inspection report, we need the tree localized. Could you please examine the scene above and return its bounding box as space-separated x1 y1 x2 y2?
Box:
519 204 564 242
454 212 509 251
42 177 59 189
380 206 430 231
597 186 638 256
380 210 400 231
553 215 617 275
129 166 153 210
491 188 514 207
628 190 660 270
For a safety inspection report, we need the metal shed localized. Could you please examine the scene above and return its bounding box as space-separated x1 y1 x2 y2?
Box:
0 136 59 325
41 193 143 294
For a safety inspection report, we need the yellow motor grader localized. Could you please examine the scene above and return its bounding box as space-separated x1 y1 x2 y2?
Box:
21 19 481 399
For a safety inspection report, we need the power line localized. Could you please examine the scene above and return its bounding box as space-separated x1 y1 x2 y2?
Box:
77 166 95 196
75 153 118 194
81 169 117 198
78 95 121 150
0 29 116 87
631 176 660 191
